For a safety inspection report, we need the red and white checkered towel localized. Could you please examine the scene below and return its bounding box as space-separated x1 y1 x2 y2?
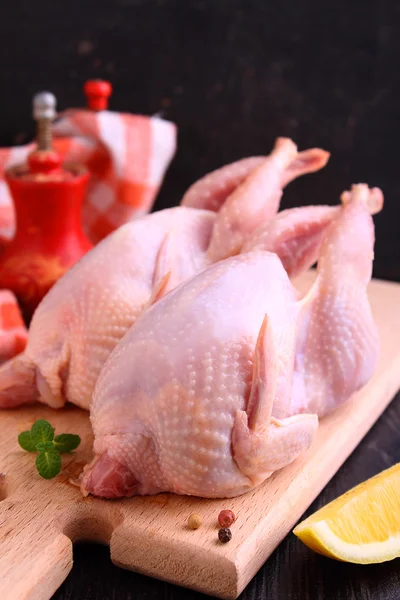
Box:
0 109 177 359
0 290 28 361
53 109 177 242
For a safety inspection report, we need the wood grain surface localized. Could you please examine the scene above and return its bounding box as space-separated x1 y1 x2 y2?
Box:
1 273 400 600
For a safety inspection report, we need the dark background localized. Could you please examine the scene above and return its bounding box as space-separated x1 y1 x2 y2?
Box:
1 1 399 598
0 0 399 279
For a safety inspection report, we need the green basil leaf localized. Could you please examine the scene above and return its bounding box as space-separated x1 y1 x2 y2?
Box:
31 420 55 445
18 430 37 452
35 449 61 479
53 434 81 453
35 441 55 453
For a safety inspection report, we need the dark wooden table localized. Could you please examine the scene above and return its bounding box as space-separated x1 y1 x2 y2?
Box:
52 392 400 600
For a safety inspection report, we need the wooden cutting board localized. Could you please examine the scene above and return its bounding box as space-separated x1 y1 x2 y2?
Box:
1 273 400 600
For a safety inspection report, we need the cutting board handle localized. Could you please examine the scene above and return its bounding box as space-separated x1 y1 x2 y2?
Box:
0 503 72 600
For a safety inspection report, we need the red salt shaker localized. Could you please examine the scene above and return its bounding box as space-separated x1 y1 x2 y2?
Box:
0 92 92 321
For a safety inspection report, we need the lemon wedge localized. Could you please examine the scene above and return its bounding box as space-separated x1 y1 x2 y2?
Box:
293 462 400 564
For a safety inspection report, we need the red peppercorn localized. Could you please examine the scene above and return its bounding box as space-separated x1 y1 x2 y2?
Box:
218 509 235 528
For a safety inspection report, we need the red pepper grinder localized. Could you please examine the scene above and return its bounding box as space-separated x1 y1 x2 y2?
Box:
0 91 93 322
84 79 112 111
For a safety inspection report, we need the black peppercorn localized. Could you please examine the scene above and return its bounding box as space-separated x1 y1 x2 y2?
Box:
218 527 232 543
